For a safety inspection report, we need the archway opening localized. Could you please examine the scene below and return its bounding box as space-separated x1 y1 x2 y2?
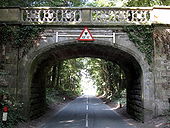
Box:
29 41 143 121
45 58 126 103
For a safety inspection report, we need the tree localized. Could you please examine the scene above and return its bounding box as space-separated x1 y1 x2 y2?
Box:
125 0 170 6
86 0 170 7
83 58 126 100
0 0 85 7
46 58 84 96
86 0 116 7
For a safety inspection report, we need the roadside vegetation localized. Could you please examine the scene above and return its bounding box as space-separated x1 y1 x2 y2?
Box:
45 59 84 105
0 90 25 128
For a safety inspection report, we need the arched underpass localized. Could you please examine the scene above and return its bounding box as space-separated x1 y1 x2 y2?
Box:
26 40 144 121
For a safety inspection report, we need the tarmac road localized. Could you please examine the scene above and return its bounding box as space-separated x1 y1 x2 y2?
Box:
40 95 136 128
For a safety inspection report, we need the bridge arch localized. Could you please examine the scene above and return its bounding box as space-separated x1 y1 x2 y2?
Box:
19 39 154 121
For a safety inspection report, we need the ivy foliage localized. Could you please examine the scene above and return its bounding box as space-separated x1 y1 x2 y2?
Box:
14 26 43 47
0 25 44 58
0 25 43 47
124 25 154 64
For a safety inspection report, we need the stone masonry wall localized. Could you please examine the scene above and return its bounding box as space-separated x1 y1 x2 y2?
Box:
0 44 18 96
0 45 7 88
153 27 170 116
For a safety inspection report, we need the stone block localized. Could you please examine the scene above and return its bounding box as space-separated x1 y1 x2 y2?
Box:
0 8 20 22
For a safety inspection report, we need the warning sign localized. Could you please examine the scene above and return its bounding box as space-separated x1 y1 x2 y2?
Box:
77 27 95 41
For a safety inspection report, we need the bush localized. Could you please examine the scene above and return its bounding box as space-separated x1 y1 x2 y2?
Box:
46 88 78 105
0 89 26 128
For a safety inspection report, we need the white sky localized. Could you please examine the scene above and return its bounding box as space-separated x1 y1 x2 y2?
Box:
80 69 97 96
88 0 94 2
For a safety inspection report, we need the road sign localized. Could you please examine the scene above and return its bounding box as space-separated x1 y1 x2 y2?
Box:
77 27 95 41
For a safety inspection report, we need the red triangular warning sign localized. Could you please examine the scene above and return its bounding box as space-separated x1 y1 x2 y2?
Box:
77 27 95 41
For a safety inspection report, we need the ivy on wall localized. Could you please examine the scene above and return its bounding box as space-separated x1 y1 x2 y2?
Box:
0 25 44 58
153 28 170 60
124 25 154 65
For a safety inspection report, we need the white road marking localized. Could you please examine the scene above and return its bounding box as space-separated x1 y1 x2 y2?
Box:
86 113 88 127
86 96 88 104
85 96 89 127
86 105 89 110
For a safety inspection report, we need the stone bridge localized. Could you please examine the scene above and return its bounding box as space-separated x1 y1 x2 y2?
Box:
0 7 170 122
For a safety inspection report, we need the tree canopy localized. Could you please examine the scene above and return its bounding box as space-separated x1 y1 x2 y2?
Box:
1 0 169 7
0 0 85 7
125 0 170 6
86 0 170 7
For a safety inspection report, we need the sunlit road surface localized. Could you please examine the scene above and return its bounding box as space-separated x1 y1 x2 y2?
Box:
40 95 136 128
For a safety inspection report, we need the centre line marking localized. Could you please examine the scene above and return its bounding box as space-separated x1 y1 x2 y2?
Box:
86 96 88 104
86 114 88 127
86 105 89 110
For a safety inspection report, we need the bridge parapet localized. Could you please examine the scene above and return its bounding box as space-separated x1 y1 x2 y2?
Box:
0 7 170 25
91 7 152 25
21 7 152 25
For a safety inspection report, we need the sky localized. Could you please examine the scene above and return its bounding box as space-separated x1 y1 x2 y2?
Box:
80 69 97 96
88 0 94 2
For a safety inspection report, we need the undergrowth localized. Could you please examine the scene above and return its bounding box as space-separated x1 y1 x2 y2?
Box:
46 88 78 105
0 89 26 128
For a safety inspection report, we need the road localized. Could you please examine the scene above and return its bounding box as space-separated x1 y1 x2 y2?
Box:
40 96 136 128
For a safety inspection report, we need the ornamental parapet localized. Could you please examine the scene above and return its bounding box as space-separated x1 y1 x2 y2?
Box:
0 7 170 25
